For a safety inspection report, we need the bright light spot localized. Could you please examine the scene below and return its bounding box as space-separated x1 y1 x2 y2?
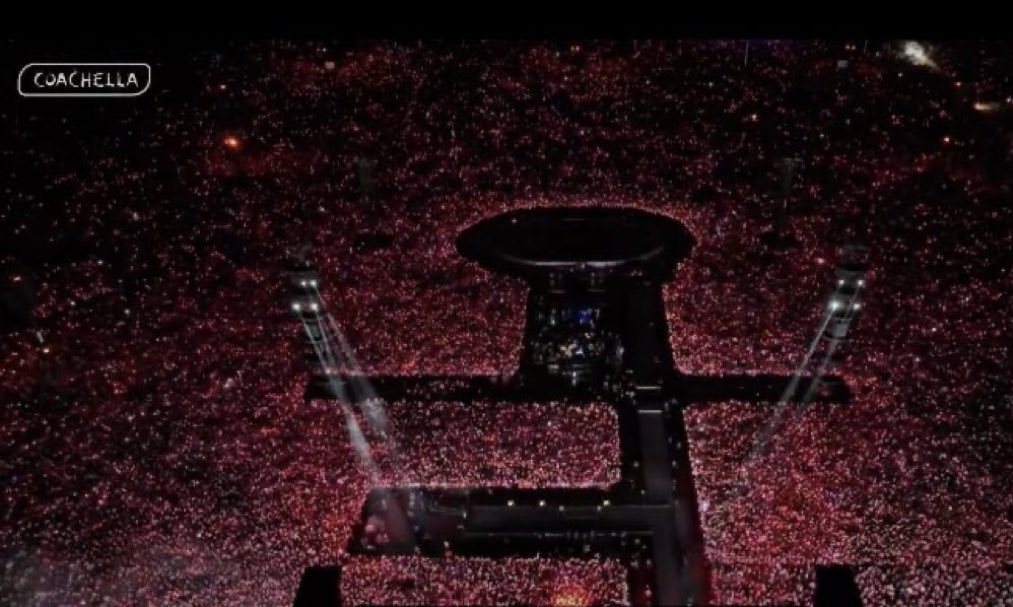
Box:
829 300 842 311
858 279 866 287
974 101 1000 113
309 302 319 312
552 585 591 607
299 280 307 287
291 303 302 312
838 279 845 286
942 136 951 144
309 280 318 287
853 302 862 310
507 499 515 507
222 135 241 150
899 41 938 70
538 500 546 507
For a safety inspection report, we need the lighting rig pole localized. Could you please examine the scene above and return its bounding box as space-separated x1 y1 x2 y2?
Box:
778 156 801 225
762 156 802 248
726 245 869 502
800 245 868 403
286 256 413 537
353 157 375 205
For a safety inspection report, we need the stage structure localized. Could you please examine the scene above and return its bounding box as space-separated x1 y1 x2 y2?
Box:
287 208 861 607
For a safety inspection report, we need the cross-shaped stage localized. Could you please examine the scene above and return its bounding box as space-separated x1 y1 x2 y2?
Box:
291 208 852 606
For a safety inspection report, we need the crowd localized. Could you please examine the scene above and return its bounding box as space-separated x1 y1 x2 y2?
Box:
377 401 619 489
3 39 1011 605
708 562 814 606
340 557 628 606
854 564 1013 606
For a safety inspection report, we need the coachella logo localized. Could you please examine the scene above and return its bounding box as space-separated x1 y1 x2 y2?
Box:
18 63 151 98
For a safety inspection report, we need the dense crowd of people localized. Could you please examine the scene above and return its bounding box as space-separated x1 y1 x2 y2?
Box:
855 564 1013 606
708 562 814 606
3 39 1011 605
340 557 628 606
378 401 619 489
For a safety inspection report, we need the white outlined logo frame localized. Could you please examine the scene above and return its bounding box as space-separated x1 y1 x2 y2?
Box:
18 63 152 98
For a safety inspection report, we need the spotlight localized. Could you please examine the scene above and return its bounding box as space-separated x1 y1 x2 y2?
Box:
291 302 302 312
309 302 319 312
899 41 938 70
829 300 842 311
974 101 1000 113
